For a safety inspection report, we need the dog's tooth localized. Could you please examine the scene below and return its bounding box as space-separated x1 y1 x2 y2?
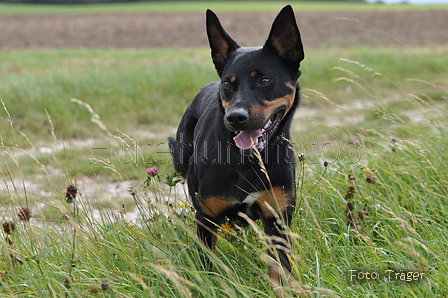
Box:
264 120 272 129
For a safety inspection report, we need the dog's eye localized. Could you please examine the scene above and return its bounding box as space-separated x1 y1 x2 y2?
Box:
222 81 231 89
260 78 272 86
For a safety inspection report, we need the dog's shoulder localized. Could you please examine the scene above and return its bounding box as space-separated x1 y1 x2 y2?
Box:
175 81 220 133
188 81 221 116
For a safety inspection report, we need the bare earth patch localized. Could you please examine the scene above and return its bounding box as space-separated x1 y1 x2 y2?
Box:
0 10 447 49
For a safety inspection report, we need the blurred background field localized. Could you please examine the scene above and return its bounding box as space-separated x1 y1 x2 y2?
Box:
0 1 447 297
1 0 448 15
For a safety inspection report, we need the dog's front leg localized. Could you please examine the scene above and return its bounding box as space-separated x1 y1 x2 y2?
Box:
195 212 218 271
262 215 293 295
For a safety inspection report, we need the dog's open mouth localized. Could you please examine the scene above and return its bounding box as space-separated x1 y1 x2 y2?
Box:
233 108 285 151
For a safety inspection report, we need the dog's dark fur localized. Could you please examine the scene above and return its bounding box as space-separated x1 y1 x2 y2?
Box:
168 5 304 289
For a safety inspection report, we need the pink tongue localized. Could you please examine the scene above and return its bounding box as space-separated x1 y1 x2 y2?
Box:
233 130 262 150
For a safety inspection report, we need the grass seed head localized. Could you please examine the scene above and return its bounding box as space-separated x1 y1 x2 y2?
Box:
18 207 32 221
344 186 356 199
65 185 78 203
366 176 375 184
346 202 354 211
101 280 110 291
2 222 15 234
88 284 99 294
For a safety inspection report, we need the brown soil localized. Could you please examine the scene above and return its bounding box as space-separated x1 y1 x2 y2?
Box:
0 10 447 49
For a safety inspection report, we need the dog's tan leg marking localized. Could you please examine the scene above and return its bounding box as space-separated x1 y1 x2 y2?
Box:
255 187 293 295
209 231 218 271
255 186 292 218
270 267 283 298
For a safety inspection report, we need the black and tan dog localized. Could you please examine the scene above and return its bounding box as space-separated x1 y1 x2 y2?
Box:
168 5 304 289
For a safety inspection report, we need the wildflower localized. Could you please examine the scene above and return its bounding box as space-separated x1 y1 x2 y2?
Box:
146 166 159 177
179 202 187 208
2 222 15 234
221 222 235 234
17 207 32 221
353 140 360 146
65 185 78 204
348 174 355 181
145 166 160 186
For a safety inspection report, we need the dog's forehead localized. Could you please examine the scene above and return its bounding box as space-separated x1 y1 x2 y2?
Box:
230 46 263 66
224 46 280 76
236 46 263 54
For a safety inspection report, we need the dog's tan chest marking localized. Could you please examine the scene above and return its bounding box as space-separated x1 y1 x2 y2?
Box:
197 186 291 220
198 196 239 218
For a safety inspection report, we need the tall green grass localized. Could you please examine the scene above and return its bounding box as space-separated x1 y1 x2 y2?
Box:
1 96 446 297
1 46 447 297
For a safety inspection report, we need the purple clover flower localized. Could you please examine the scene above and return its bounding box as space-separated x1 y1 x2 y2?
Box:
146 166 159 177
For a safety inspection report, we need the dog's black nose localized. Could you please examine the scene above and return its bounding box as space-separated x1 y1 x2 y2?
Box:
226 109 249 128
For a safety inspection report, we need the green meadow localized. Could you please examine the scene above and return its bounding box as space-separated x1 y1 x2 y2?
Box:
1 1 448 15
1 3 447 298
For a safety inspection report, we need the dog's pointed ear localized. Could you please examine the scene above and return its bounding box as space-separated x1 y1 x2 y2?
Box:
264 5 304 69
206 9 240 76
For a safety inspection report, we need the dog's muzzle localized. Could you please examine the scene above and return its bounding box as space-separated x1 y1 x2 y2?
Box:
233 107 285 153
